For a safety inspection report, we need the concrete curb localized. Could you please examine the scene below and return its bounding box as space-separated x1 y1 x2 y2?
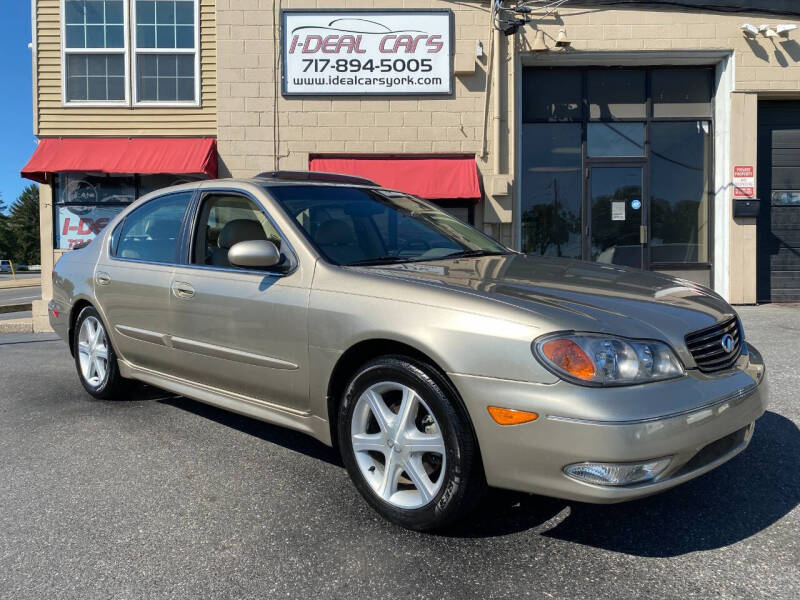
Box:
0 318 34 334
0 279 41 290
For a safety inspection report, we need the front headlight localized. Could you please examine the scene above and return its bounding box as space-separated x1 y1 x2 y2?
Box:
533 333 685 386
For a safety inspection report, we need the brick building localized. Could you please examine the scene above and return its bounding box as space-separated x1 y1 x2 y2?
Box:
22 0 800 331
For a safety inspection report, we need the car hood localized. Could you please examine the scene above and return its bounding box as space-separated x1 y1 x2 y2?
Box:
360 254 735 362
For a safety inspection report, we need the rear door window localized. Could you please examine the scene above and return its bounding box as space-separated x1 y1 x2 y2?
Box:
114 192 192 263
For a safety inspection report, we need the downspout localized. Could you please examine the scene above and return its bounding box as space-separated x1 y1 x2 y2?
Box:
492 26 503 175
480 21 495 161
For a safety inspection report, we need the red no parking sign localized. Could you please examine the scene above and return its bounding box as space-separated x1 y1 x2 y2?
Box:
733 166 755 198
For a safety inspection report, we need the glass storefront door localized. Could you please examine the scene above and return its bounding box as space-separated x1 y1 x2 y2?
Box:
521 67 714 286
589 166 644 269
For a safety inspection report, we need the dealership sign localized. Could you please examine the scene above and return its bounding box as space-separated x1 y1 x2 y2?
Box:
282 10 453 95
56 205 123 250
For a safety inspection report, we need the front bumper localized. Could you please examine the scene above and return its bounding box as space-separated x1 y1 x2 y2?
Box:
451 343 768 503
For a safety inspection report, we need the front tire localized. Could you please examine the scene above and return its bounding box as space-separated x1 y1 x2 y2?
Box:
73 306 131 400
338 356 485 531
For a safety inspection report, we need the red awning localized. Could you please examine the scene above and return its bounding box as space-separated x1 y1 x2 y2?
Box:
21 137 218 183
309 156 481 200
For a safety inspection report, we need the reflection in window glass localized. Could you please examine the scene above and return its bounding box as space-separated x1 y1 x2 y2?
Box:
57 174 135 204
652 69 712 118
65 0 124 49
590 167 643 268
650 122 710 263
588 70 646 119
521 124 582 257
772 191 800 206
522 70 582 122
136 54 195 102
136 0 195 49
138 174 200 197
66 54 125 102
192 195 282 268
269 185 506 265
115 193 191 262
587 122 645 157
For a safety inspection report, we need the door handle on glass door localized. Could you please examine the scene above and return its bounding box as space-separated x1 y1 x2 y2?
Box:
172 281 195 299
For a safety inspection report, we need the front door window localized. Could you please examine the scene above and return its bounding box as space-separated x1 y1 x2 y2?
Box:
191 193 284 269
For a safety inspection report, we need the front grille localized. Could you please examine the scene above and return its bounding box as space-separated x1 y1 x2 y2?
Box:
685 316 743 373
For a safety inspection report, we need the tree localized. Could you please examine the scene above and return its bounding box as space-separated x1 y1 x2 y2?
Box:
5 185 40 265
0 193 12 261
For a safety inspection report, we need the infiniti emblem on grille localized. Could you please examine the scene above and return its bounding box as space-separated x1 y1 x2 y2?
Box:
721 333 735 353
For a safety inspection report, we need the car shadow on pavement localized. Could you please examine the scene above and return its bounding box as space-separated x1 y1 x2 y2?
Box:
158 396 343 467
444 411 799 556
150 388 798 555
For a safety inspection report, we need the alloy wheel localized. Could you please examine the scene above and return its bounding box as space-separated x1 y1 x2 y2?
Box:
350 381 447 509
77 316 109 388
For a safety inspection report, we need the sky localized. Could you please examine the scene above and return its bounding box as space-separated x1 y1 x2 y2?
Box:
0 1 37 212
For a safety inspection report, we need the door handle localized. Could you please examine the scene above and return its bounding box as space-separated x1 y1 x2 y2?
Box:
171 281 195 299
95 271 111 286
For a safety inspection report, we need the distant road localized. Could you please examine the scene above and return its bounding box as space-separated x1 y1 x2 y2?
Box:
0 286 42 307
0 272 40 282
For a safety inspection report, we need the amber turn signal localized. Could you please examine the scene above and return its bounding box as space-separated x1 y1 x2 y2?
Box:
487 406 539 426
541 338 596 380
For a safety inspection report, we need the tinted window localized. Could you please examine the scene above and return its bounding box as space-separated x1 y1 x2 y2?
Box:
652 69 712 118
192 194 284 269
523 70 582 122
115 192 191 262
588 70 646 120
587 122 645 157
268 185 507 266
521 123 582 258
650 122 710 263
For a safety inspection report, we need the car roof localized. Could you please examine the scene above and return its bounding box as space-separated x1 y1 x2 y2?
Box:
135 174 407 206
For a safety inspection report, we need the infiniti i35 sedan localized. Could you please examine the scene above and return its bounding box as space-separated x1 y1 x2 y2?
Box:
49 172 768 530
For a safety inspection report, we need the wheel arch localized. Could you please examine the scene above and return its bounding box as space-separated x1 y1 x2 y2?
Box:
325 338 481 456
67 298 95 356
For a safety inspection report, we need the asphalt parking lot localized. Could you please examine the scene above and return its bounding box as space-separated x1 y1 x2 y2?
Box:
0 306 798 599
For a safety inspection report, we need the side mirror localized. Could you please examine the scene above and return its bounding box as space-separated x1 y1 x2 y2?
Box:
228 240 282 269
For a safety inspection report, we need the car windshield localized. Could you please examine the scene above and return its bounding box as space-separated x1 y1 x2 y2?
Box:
267 185 509 266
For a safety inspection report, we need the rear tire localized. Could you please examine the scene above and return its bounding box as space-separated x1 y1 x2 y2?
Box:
73 306 132 400
338 355 485 531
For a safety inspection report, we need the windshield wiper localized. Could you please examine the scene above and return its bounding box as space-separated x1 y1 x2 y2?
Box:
439 249 510 259
345 256 413 266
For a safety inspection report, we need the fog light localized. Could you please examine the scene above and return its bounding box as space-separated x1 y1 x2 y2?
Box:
564 457 672 486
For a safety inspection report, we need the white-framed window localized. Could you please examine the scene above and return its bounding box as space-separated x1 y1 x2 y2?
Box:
132 0 200 106
60 0 201 107
62 0 130 105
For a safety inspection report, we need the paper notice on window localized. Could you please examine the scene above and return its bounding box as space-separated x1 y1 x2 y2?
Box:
611 201 626 221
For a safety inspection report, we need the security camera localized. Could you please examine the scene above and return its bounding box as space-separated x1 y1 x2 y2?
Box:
741 24 759 37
